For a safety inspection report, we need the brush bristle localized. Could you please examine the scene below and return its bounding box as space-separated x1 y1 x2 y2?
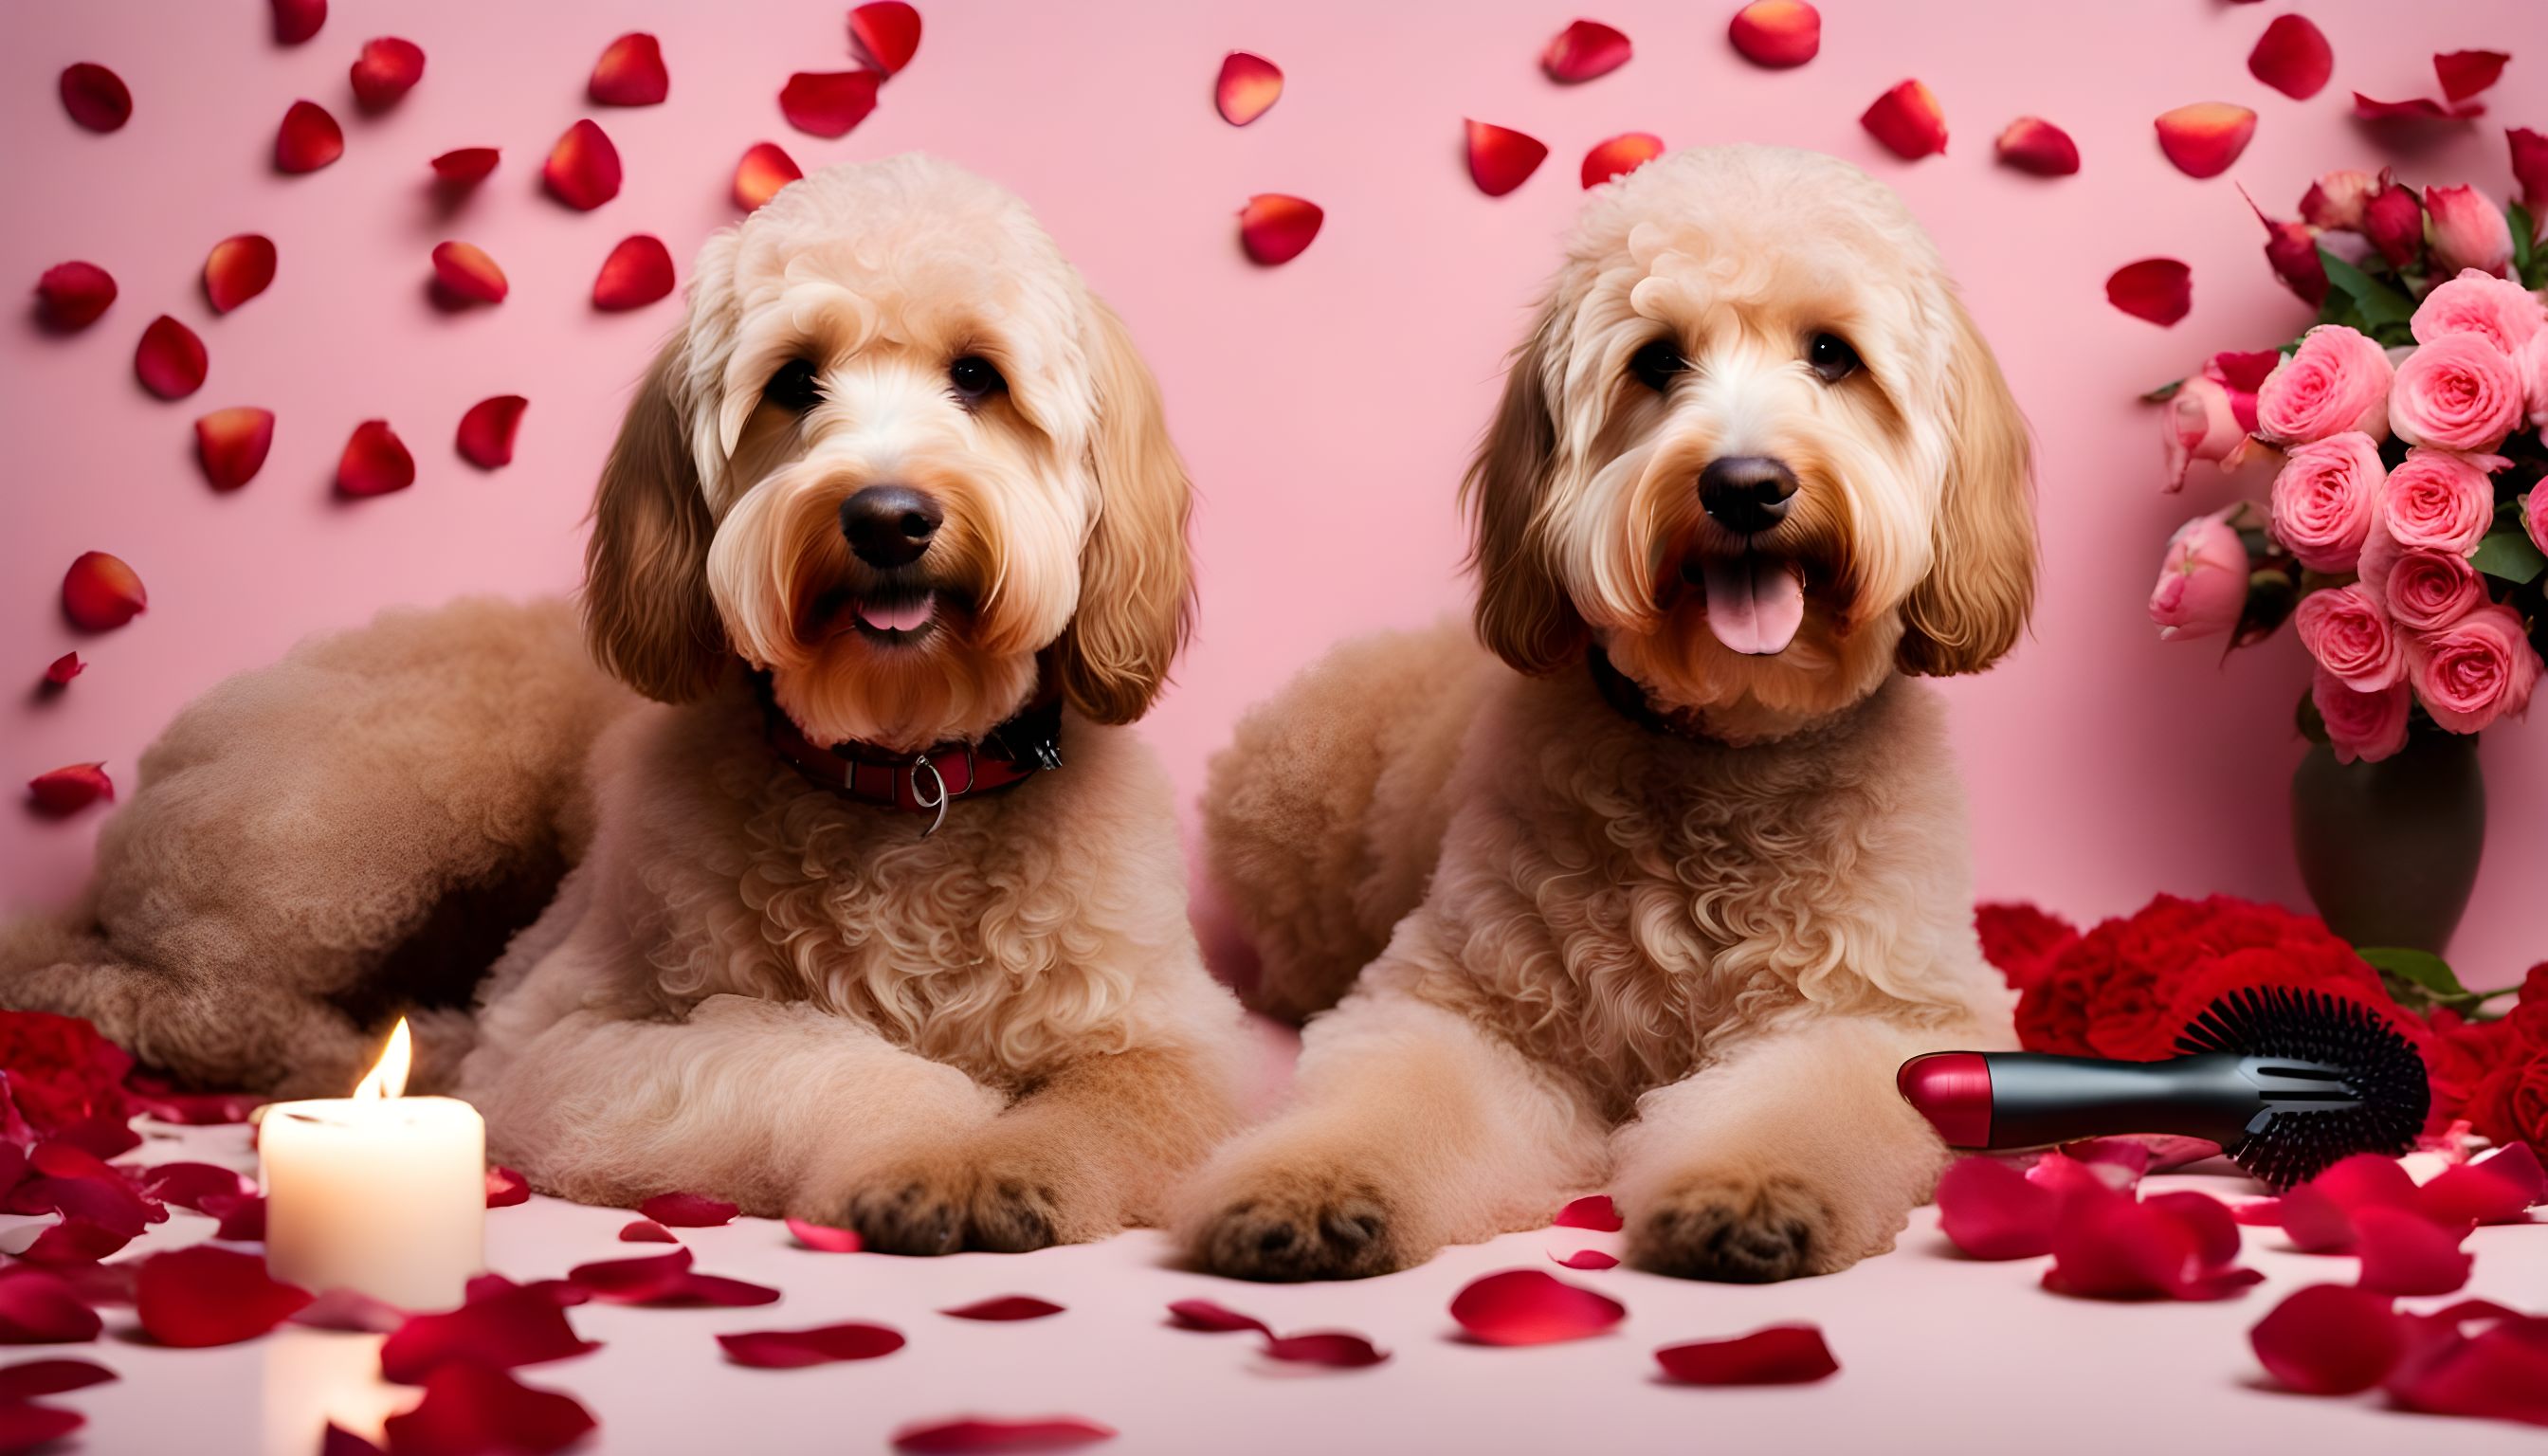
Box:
2174 985 2430 1191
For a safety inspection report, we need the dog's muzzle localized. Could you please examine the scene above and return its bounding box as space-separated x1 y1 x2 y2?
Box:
1697 456 1797 535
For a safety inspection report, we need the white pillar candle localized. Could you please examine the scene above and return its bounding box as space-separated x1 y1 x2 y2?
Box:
260 1021 485 1312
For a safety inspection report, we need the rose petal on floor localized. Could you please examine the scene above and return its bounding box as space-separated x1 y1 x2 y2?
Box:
350 37 424 111
2249 1283 2402 1393
1994 117 2078 176
194 407 275 491
785 1218 861 1252
0 1402 83 1452
136 316 208 399
1550 1249 1619 1270
1448 1269 1625 1346
849 3 922 77
0 1270 100 1345
2434 49 2510 104
1552 1195 1624 1232
27 766 113 818
1581 133 1663 189
543 119 622 210
1862 79 1946 159
2385 1303 2548 1425
2416 1160 2536 1227
291 1286 409 1334
1936 1156 2059 1259
718 1322 904 1368
60 551 145 631
1165 1300 1266 1335
59 64 130 133
2247 14 2332 100
2273 1184 2357 1252
2352 95 2453 121
735 142 801 210
1214 52 1282 125
465 1274 587 1309
1728 1 1820 67
18 1218 130 1266
29 1263 130 1313
272 0 324 45
2154 102 2255 178
276 100 344 173
43 654 82 686
1261 1332 1390 1368
430 148 498 185
198 1192 264 1242
638 1192 737 1228
2351 1207 2473 1296
592 235 674 310
130 1162 249 1212
890 1416 1116 1453
2042 1184 2259 1301
0 1358 116 1402
672 1274 781 1307
455 395 526 469
940 1296 1064 1322
1542 21 1630 82
135 1246 311 1347
781 71 881 138
589 33 667 105
2105 258 2191 326
1465 120 1548 196
564 1248 693 1303
381 1360 595 1456
380 1283 599 1384
484 1167 529 1209
619 1220 676 1244
35 263 116 331
202 236 277 315
430 242 506 304
1655 1324 1839 1384
337 421 415 497
1237 195 1321 265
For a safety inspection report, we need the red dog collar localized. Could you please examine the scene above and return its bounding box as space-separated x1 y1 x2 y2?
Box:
755 671 1064 835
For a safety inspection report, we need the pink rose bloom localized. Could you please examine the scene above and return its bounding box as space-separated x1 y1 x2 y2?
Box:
2389 334 2525 452
2380 447 2502 554
2313 664 2411 764
2160 373 2248 491
2293 584 2404 691
2517 329 2548 432
2268 431 2385 572
2255 326 2393 445
2149 509 2249 642
2422 185 2515 279
2410 268 2548 355
2407 601 2543 734
2386 549 2491 632
2530 481 2548 557
2300 169 2378 232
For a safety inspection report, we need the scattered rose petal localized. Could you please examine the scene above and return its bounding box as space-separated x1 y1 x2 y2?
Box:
380 1283 600 1384
2154 102 2256 179
429 148 498 186
2313 1153 2422 1215
124 1084 261 1125
719 1322 904 1368
27 766 112 817
2251 1283 2401 1393
1237 195 1321 265
1165 1300 1267 1335
589 33 667 105
464 1274 587 1309
350 37 423 111
734 142 801 210
2386 1304 2548 1425
1551 1249 1619 1270
1552 1195 1623 1232
1862 79 1947 159
2352 94 2456 122
542 120 621 210
639 1192 737 1228
60 552 144 631
0 1403 82 1451
43 654 82 686
2062 1140 2154 1187
2429 1145 2544 1222
1542 21 1630 83
135 316 207 399
2106 258 2192 326
381 1360 595 1456
2275 1184 2359 1253
455 395 525 471
28 1264 129 1313
18 1218 131 1265
200 1192 264 1241
2434 50 2510 105
1935 1157 2059 1259
563 1248 690 1303
275 100 344 173
1581 133 1663 189
592 234 673 310
1728 0 1819 67
849 3 922 77
1448 1269 1625 1346
1262 1332 1389 1368
34 262 116 331
891 1416 1116 1453
1655 1324 1839 1384
483 1167 528 1208
195 407 275 491
940 1297 1064 1322
1994 117 2078 176
291 1286 409 1334
2351 1207 2472 1296
0 1271 101 1344
135 1246 310 1346
678 1274 781 1306
781 71 880 138
0 1359 116 1402
619 1220 675 1244
1214 52 1282 125
1465 119 1548 196
337 421 414 497
429 242 506 305
45 1115 136 1164
2248 14 2333 100
58 64 130 133
131 1162 249 1211
322 1424 382 1456
785 1218 861 1252
2041 1185 2261 1301
272 0 324 45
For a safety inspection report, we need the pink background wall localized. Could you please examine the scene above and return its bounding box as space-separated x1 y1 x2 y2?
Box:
5 2 2542 988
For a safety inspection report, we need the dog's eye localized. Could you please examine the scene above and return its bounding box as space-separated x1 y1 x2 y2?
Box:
1808 333 1862 383
1629 338 1687 392
765 358 823 413
949 355 1007 404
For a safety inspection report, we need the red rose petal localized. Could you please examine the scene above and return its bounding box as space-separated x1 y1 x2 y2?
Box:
940 1296 1064 1322
132 1162 250 1212
592 235 674 311
27 766 113 817
2248 14 2333 100
19 1218 131 1265
429 242 506 305
619 1220 675 1244
1237 195 1321 265
2250 1283 2402 1393
1542 21 1631 83
275 100 344 173
1863 79 1947 159
2431 1144 2544 1220
2387 1313 2548 1426
272 0 325 46
1465 119 1548 197
1655 1324 1839 1384
46 1115 137 1164
2434 49 2510 104
2352 94 2454 122
291 1286 409 1334
337 420 415 497
639 1192 737 1228
1261 1332 1390 1368
43 654 82 686
891 1416 1116 1453
1448 1269 1625 1346
455 395 525 470
781 71 881 138
2351 1207 2472 1296
194 407 275 491
379 1283 599 1384
849 3 922 77
1994 117 2078 176
0 1271 100 1344
350 38 424 111
1935 1156 2060 1260
543 120 622 210
464 1274 587 1309
564 1248 692 1303
718 1322 904 1369
1214 52 1282 126
381 1360 595 1456
323 1423 383 1456
1165 1300 1267 1335
60 553 145 630
589 33 667 106
2313 1153 2422 1213
36 262 117 330
135 1246 310 1347
58 64 130 133
1552 1195 1623 1232
734 142 801 210
1581 133 1664 189
0 1359 116 1402
483 1167 529 1209
0 1404 83 1451
2042 1185 2260 1301
2154 102 2256 179
1551 1249 1620 1270
135 316 207 400
785 1217 861 1252
2273 1184 2357 1252
1728 1 1820 67
2143 1191 2242 1269
429 148 498 186
2105 258 2191 326
200 1192 265 1241
676 1274 781 1307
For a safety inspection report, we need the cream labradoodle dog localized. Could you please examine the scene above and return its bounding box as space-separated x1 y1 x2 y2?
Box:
4 156 1247 1253
1183 146 2034 1283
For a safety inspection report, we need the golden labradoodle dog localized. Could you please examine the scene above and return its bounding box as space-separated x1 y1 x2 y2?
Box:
3 155 1248 1254
1182 146 2034 1283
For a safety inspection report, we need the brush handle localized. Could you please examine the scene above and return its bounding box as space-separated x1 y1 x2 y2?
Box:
1897 1050 2357 1151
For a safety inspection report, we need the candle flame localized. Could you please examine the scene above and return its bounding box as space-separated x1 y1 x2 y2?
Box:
352 1018 412 1100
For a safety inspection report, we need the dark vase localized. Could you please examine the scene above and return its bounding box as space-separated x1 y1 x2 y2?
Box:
2289 729 2486 953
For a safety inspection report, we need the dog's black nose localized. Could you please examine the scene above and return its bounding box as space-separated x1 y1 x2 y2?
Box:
1698 457 1799 536
840 486 943 569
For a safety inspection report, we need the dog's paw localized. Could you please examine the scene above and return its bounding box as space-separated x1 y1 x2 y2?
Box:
1193 1176 1401 1283
840 1175 971 1256
834 1154 1080 1256
1629 1174 1831 1283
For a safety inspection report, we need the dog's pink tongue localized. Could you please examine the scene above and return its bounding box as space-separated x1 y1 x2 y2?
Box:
856 592 935 633
1701 555 1804 656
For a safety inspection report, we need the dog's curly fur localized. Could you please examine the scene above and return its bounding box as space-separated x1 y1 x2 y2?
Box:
1181 146 2033 1283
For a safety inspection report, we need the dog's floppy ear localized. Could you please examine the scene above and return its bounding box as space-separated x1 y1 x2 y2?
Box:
583 337 729 702
1463 302 1587 675
1896 296 2036 677
1062 299 1193 724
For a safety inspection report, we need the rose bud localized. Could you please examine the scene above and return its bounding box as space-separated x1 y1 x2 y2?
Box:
2268 432 2385 573
2248 197 2328 307
2293 584 2404 692
2412 269 2547 355
2160 373 2247 491
2361 176 2424 270
2301 170 2379 231
2379 448 2502 555
2406 601 2542 735
2384 549 2491 633
2390 336 2524 454
2255 326 2392 445
2207 350 2278 432
2510 128 2548 229
2423 185 2514 279
2149 509 2250 642
2313 666 2411 765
